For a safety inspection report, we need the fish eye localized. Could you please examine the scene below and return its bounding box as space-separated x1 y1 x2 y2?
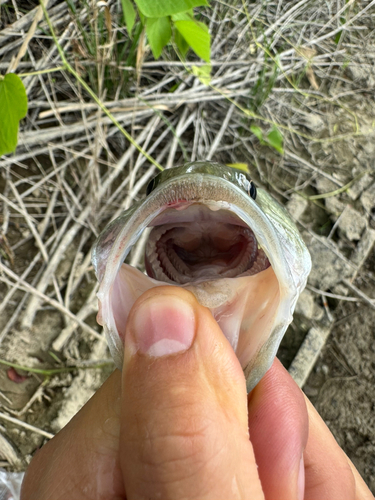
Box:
146 177 156 196
248 181 257 200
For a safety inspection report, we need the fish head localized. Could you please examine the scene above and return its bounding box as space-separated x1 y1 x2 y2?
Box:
92 162 311 391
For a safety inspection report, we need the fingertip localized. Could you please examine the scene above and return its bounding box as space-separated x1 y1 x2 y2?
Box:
123 285 247 405
303 395 359 500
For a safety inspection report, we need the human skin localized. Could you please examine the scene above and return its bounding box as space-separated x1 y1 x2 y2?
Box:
21 287 374 500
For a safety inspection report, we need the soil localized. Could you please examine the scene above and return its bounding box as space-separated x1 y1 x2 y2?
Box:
304 259 375 494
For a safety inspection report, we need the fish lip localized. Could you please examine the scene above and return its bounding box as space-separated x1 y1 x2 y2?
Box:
95 172 298 373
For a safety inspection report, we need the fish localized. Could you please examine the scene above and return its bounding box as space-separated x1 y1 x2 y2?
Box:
92 161 311 392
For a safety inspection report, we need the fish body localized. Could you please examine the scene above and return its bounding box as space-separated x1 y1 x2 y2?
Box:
92 162 311 391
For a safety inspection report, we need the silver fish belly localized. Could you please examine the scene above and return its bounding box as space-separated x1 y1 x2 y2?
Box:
92 162 311 391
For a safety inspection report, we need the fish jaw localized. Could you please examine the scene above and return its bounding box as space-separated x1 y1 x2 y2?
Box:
93 166 311 391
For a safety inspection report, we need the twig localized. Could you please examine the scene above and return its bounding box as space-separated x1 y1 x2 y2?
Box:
53 284 98 351
342 279 375 311
0 412 54 439
0 358 113 376
7 181 49 262
7 0 51 73
0 263 104 341
20 121 157 327
307 285 361 303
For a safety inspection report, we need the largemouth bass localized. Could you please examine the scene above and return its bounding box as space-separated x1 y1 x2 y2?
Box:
92 162 311 391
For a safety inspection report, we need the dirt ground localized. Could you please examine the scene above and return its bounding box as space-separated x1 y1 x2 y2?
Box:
304 258 375 494
277 252 375 495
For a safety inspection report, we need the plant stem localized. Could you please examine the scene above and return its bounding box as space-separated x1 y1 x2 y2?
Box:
18 65 66 77
39 0 164 171
306 171 371 200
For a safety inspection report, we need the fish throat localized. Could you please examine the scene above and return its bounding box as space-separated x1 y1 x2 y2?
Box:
145 204 270 284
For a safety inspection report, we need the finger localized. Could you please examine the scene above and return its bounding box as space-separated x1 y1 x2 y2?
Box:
304 395 373 500
21 370 125 500
248 358 308 500
120 286 265 500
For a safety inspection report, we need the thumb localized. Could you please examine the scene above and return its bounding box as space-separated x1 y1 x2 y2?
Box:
120 286 264 500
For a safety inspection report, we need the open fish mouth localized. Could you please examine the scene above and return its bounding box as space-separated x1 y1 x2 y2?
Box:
145 203 271 283
92 162 311 391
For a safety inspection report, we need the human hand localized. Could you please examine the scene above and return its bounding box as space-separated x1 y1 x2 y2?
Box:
21 287 374 500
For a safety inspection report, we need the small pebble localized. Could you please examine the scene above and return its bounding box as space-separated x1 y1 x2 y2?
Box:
321 364 329 375
337 205 367 241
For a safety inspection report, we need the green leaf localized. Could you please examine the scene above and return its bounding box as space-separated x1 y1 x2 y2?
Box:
146 16 171 59
121 0 136 34
266 126 284 154
171 10 194 21
192 64 211 85
174 20 210 62
135 0 207 18
342 58 350 70
334 30 342 44
175 29 190 57
0 73 28 156
172 10 194 58
250 125 264 142
227 163 249 173
138 10 146 25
